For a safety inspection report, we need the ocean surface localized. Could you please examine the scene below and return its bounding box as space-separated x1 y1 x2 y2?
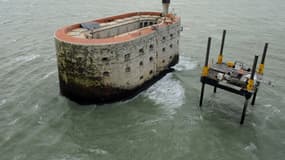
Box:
0 0 285 159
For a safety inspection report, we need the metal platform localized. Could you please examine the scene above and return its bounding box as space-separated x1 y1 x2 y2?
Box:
199 30 269 124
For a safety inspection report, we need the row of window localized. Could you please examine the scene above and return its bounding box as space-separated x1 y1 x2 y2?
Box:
162 33 175 41
102 55 174 79
139 70 154 80
103 69 153 80
139 21 156 28
101 41 178 63
126 55 173 72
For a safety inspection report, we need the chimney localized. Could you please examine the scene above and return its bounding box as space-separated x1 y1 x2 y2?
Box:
162 0 170 16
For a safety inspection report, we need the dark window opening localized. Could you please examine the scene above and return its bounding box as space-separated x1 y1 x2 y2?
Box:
89 57 93 64
162 36 166 41
162 48 166 52
139 61 143 66
125 67 131 72
78 57 82 62
149 57 153 62
162 60 165 63
149 44 154 50
140 76 144 80
170 56 173 59
150 22 153 25
139 48 144 54
169 44 173 48
124 53 130 61
149 70 153 75
103 71 110 77
102 57 109 61
140 22 143 28
144 22 148 27
170 34 173 38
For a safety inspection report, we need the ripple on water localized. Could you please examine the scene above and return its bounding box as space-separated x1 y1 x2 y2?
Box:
7 118 19 126
14 54 40 63
0 99 7 106
0 0 9 3
41 71 56 80
244 142 257 152
88 148 108 155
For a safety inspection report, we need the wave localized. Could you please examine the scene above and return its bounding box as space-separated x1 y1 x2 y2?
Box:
14 54 40 63
143 74 185 116
173 55 198 71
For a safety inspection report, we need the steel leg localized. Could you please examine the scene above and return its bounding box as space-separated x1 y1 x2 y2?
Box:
240 98 249 124
251 88 258 106
199 83 205 107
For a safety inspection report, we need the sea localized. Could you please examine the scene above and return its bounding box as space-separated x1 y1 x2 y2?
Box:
0 0 285 159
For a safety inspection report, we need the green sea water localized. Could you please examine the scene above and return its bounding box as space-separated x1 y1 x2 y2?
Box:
0 0 285 159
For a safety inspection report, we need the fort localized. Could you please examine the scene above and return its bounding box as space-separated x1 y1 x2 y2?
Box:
54 0 181 104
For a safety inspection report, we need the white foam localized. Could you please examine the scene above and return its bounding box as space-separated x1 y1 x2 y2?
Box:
88 148 108 155
264 104 272 108
244 142 257 152
0 99 7 106
41 71 56 80
32 104 39 112
143 74 185 116
15 54 40 63
7 118 19 125
151 129 157 133
173 56 198 71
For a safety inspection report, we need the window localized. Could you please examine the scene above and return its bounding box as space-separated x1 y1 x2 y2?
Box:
169 44 173 48
140 76 144 80
169 56 173 59
144 22 148 27
139 61 143 66
149 44 154 50
162 36 166 41
102 57 109 61
103 71 110 77
140 22 143 28
149 57 153 62
125 67 131 72
150 22 153 25
149 70 153 75
162 48 166 52
139 48 144 54
170 34 173 39
124 53 130 61
162 60 165 63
